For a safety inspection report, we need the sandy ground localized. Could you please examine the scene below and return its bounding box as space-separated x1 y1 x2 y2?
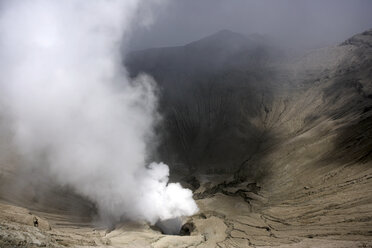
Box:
1 166 372 247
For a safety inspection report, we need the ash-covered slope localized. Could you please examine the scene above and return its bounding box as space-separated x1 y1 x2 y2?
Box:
232 29 372 246
249 29 372 185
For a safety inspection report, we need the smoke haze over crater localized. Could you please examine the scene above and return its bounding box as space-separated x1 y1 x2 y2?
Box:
129 0 372 50
0 0 197 224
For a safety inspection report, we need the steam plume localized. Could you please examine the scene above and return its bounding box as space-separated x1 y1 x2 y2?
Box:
0 0 197 224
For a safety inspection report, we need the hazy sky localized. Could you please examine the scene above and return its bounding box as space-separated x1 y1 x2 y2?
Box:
129 0 372 50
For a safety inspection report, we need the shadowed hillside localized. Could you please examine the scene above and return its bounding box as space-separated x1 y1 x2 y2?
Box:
126 30 284 174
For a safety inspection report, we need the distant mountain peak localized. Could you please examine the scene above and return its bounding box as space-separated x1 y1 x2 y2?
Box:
186 29 251 50
214 29 242 36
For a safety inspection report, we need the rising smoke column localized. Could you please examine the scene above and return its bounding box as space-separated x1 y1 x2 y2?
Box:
0 0 197 224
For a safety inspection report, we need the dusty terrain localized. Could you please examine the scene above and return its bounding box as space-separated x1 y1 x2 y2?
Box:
1 30 372 247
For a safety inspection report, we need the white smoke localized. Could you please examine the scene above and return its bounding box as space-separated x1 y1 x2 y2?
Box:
0 0 198 225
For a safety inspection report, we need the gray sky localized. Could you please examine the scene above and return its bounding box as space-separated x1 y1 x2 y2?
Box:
129 0 372 50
